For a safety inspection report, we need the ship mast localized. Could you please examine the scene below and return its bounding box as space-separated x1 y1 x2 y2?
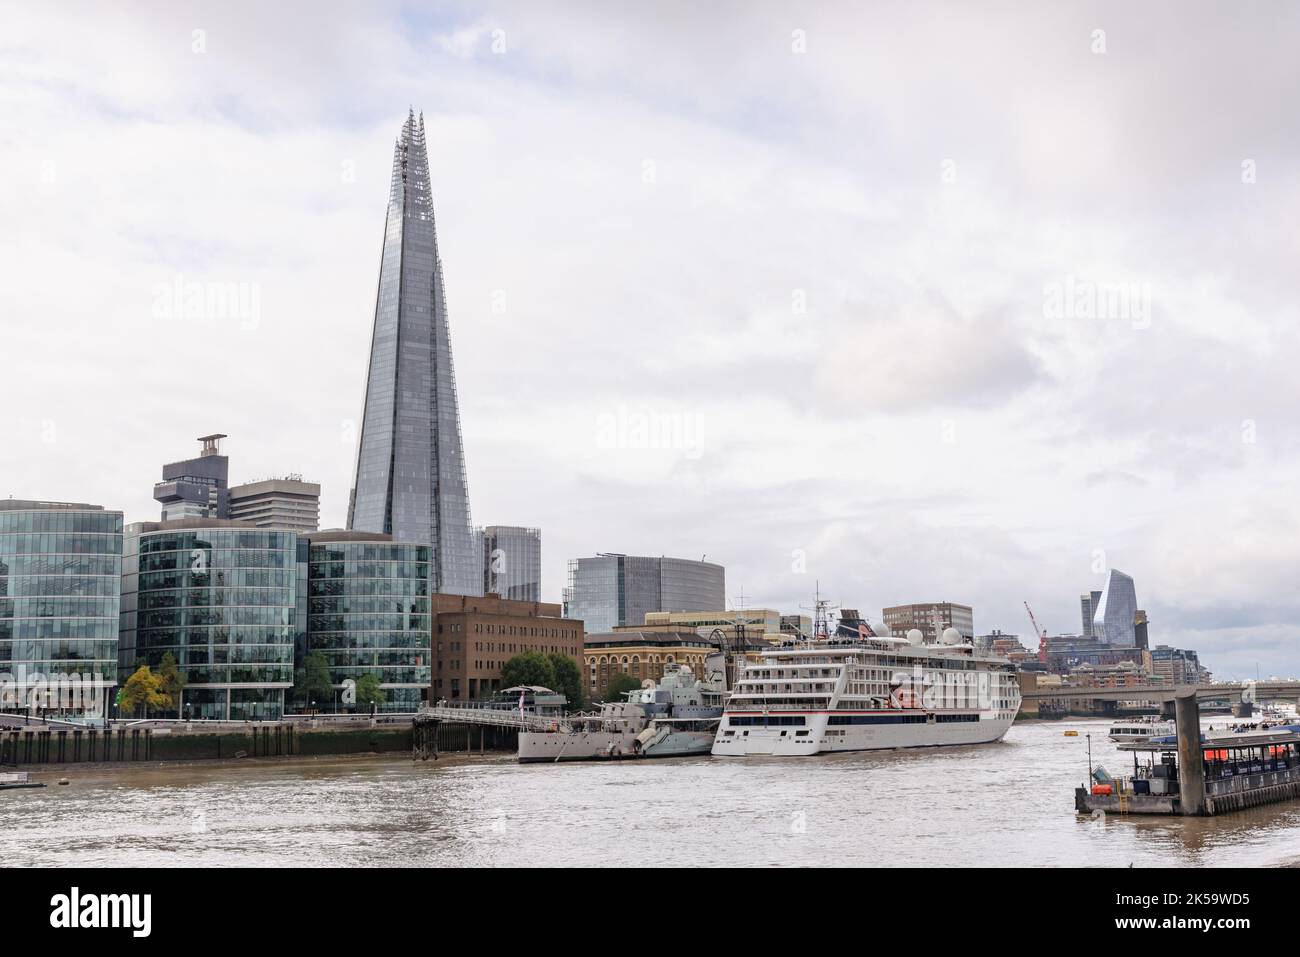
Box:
799 580 835 643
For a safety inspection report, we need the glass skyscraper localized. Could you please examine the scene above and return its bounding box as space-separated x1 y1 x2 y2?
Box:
563 554 725 634
1091 569 1139 646
0 500 122 720
347 109 481 596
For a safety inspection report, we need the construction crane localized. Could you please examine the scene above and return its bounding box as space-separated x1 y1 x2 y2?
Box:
1023 601 1048 664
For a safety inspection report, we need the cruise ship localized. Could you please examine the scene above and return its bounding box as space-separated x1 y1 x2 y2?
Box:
712 619 1020 756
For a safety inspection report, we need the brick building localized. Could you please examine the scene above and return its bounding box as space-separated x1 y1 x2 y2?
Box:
432 594 583 702
584 630 719 701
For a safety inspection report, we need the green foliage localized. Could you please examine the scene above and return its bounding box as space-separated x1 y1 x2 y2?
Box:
603 671 643 702
156 651 186 715
354 672 387 708
293 651 335 709
546 652 585 711
501 650 555 690
120 666 169 717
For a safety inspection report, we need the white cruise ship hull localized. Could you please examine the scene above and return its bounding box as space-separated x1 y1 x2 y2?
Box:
711 711 1015 756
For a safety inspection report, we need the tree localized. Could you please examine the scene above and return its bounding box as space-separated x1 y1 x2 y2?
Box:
120 666 168 718
354 672 387 709
603 671 642 702
293 651 334 711
547 652 585 712
156 651 186 716
501 651 555 690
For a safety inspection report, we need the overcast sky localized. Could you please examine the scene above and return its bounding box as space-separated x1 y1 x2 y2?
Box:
3 1 1298 679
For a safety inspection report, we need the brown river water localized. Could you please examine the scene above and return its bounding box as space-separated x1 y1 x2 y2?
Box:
3 716 1298 867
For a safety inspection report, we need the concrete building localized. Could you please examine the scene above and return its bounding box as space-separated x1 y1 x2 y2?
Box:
584 629 719 702
153 434 230 521
1068 660 1160 689
881 601 974 643
1150 645 1205 686
432 594 582 702
976 630 1033 663
346 110 481 596
0 500 122 720
481 525 541 602
563 554 725 634
781 614 812 639
1041 634 1146 676
228 476 321 532
643 607 786 644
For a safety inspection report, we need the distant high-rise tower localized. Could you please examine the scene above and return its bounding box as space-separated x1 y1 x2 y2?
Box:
1080 589 1102 638
154 434 230 521
229 476 321 532
347 110 481 596
1092 569 1138 646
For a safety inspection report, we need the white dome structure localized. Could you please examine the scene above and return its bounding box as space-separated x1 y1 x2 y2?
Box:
906 628 924 646
941 627 962 645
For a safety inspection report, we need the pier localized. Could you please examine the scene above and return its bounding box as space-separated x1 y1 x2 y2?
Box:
1075 689 1300 817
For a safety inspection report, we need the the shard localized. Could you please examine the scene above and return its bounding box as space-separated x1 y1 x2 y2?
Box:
348 110 482 596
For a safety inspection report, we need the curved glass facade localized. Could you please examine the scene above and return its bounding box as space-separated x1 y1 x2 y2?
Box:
123 525 296 719
0 503 122 718
563 555 725 634
307 541 432 712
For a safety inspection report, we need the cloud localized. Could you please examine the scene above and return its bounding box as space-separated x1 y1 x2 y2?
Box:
2 0 1299 675
818 298 1044 412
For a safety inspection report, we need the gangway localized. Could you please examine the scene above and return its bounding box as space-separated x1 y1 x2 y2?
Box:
416 704 570 733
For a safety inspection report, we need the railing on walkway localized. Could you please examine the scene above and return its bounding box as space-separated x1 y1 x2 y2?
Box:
417 703 568 732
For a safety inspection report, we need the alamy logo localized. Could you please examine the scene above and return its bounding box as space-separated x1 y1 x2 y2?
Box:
49 887 151 938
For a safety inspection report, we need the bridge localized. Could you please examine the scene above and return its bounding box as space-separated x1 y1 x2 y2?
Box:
1020 680 1300 716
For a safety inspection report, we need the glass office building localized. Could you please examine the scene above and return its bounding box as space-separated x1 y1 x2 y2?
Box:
563 554 725 634
120 520 296 719
482 526 541 602
0 501 122 720
304 533 432 712
347 109 481 597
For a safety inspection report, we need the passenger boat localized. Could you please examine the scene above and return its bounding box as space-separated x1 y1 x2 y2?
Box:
0 771 45 790
712 623 1020 757
1107 717 1175 743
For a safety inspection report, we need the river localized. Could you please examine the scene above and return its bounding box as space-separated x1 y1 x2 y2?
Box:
3 716 1297 866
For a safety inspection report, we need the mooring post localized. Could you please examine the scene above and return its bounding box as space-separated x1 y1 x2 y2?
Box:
1175 688 1207 816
